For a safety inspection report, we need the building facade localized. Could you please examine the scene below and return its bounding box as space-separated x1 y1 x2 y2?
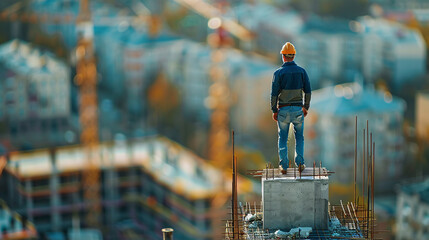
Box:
0 40 74 149
0 136 232 240
396 178 429 240
370 0 429 10
0 199 37 239
305 83 406 189
358 16 427 90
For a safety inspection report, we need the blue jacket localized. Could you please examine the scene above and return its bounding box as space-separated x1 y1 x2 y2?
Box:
270 61 311 113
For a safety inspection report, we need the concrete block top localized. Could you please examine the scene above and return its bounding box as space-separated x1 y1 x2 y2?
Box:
261 167 330 181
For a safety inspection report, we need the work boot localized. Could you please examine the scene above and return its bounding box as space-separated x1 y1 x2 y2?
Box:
280 166 287 175
298 164 306 173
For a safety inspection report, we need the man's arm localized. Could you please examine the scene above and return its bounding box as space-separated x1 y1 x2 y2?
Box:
271 71 281 120
302 69 311 111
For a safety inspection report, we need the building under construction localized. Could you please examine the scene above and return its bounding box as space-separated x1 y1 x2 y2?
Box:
225 119 380 240
0 136 240 240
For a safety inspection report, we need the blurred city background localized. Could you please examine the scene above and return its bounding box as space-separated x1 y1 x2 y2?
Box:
0 0 428 239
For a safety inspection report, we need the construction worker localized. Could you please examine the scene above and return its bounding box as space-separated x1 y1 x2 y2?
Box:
271 42 311 174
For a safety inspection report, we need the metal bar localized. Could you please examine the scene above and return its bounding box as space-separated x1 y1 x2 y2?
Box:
366 120 369 236
294 162 296 179
362 129 365 207
347 203 356 231
340 200 347 225
367 121 369 171
372 142 375 240
366 132 372 238
272 163 275 179
264 163 268 180
232 131 239 240
313 161 316 179
367 154 370 239
351 202 361 232
162 228 174 240
354 116 357 207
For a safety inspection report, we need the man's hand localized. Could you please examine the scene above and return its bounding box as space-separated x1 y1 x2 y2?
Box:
302 107 308 117
272 112 278 121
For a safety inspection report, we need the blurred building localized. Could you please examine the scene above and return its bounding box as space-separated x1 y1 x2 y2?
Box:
416 91 429 141
305 83 406 189
0 39 74 149
370 0 429 10
294 15 426 90
396 178 429 240
97 24 178 116
294 16 383 89
0 199 37 239
231 3 304 55
163 39 275 125
358 16 426 90
0 136 246 240
413 9 429 24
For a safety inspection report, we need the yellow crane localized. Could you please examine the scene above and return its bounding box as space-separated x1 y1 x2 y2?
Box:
0 0 161 229
174 0 254 169
74 0 101 228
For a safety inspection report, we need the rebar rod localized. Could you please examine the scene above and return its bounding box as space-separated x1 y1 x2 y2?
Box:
371 142 375 239
362 129 365 207
354 116 357 207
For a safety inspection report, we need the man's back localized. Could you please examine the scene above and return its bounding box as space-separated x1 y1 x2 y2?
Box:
271 61 311 113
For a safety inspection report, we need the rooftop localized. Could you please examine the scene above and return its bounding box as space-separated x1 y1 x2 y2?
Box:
7 136 226 200
311 83 406 116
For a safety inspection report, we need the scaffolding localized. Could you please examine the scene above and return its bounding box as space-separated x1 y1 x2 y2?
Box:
225 116 381 239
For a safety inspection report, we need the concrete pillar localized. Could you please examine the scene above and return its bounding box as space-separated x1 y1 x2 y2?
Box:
262 171 329 230
25 180 33 222
50 150 61 231
105 148 119 225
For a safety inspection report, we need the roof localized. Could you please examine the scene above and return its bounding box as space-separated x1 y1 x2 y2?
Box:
311 83 406 116
413 9 429 23
358 16 424 43
7 136 225 200
400 178 429 204
230 3 303 35
0 39 68 75
303 15 356 34
164 39 275 79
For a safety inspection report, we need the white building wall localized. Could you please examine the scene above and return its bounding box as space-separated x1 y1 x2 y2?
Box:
0 40 71 121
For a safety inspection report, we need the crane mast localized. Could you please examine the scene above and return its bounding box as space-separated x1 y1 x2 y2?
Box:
75 0 101 228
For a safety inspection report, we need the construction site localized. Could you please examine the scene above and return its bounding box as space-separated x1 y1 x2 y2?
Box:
0 0 428 239
225 120 380 239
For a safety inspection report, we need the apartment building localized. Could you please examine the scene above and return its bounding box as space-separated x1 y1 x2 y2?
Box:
305 83 406 189
396 178 429 240
0 40 74 148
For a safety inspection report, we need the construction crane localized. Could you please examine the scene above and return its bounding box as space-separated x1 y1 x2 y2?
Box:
174 0 254 169
75 0 101 228
0 0 163 229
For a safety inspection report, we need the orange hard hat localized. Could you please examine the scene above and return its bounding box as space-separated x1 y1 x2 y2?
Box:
280 42 296 55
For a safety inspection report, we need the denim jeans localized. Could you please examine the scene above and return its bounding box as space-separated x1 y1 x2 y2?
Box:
277 106 304 170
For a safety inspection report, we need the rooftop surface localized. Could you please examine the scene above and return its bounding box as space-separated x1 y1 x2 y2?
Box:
311 83 406 116
7 136 225 200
